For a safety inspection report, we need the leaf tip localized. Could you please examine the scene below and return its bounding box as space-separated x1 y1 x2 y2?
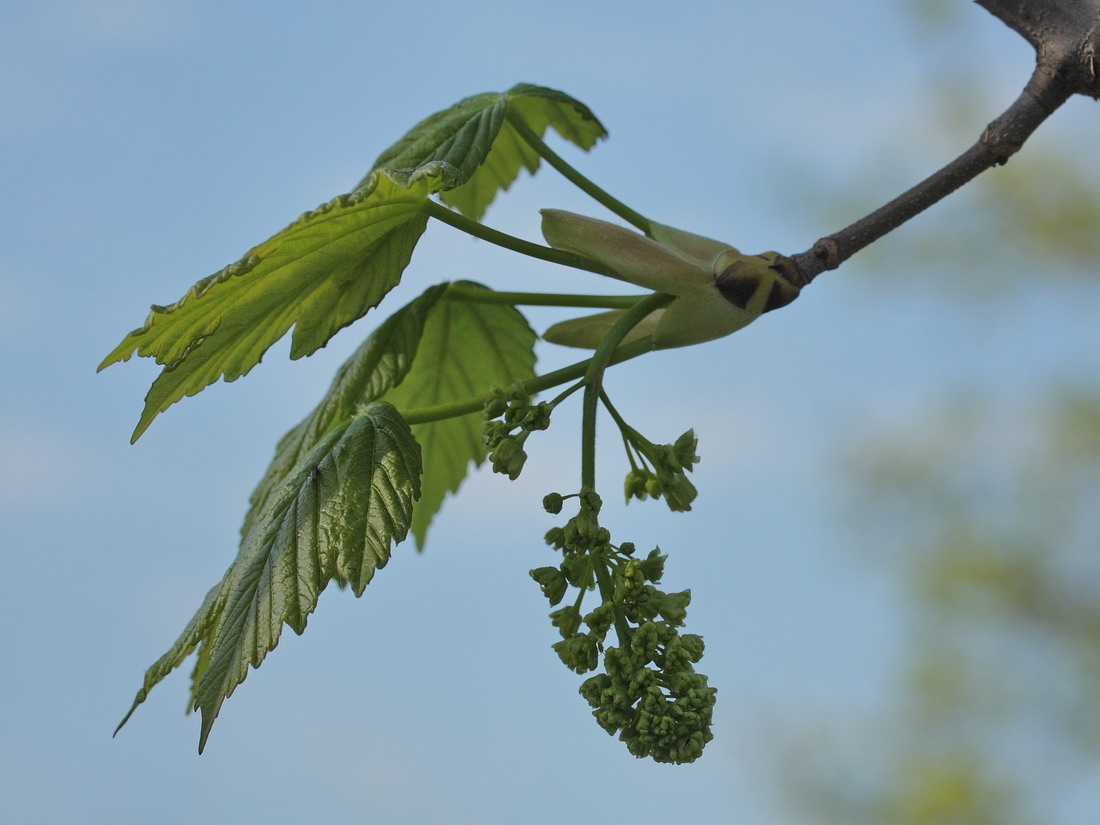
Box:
130 392 169 443
98 338 138 372
113 695 143 738
197 709 215 754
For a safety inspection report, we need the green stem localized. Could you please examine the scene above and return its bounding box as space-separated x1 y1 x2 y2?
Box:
592 553 632 643
446 284 648 309
600 391 642 471
401 337 655 426
506 110 651 234
572 588 586 612
621 431 640 472
425 201 613 277
549 380 585 409
580 293 673 490
598 390 633 439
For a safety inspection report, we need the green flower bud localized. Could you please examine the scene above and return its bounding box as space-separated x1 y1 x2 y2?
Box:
560 554 592 588
579 489 603 513
652 443 682 475
489 436 527 480
578 673 612 708
673 430 700 471
620 583 662 622
482 420 506 448
659 473 697 512
602 645 632 682
483 387 509 419
619 559 643 592
552 634 599 674
630 621 660 663
657 590 692 625
550 605 583 639
660 635 693 672
544 526 566 549
530 567 568 605
507 383 529 405
582 603 614 639
679 634 705 662
624 467 651 502
542 492 564 514
637 548 666 582
521 402 552 432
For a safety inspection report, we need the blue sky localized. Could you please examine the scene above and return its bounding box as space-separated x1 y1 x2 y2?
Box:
3 2 1097 823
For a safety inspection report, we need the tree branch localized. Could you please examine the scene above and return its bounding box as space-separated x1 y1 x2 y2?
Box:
783 0 1099 287
978 0 1100 97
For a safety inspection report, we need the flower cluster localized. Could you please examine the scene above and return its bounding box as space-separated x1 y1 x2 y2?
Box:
482 384 552 480
532 489 716 763
621 425 700 512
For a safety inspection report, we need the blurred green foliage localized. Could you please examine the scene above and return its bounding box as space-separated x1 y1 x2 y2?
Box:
773 8 1100 816
781 394 1100 823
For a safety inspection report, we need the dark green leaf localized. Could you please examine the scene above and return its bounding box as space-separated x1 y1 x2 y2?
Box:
366 83 606 222
100 172 440 442
243 283 448 540
115 403 422 753
383 282 537 547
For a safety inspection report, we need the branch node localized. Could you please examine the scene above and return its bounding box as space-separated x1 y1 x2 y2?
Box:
811 238 841 271
979 125 1020 165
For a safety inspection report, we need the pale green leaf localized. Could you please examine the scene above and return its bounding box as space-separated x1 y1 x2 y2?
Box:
366 83 606 222
540 209 712 295
542 308 661 350
100 172 440 442
383 282 537 547
115 403 421 753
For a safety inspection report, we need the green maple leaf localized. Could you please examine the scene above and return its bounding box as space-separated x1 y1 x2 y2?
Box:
244 280 535 552
382 282 537 547
243 283 448 541
100 171 441 441
367 83 606 221
115 402 422 753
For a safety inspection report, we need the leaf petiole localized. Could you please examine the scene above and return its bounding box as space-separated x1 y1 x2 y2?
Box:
505 110 651 234
425 201 617 278
446 283 650 310
401 337 655 426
